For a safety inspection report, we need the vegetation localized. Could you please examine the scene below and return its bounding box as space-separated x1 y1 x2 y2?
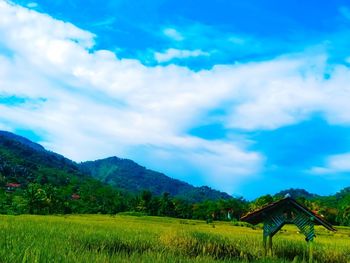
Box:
1 130 350 227
1 131 350 262
80 157 231 202
0 214 349 263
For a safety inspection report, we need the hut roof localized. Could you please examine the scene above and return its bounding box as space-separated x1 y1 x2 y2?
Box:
6 183 21 188
240 196 336 231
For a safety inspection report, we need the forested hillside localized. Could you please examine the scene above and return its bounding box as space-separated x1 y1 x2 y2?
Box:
0 130 350 225
80 157 231 202
0 131 239 218
0 131 130 214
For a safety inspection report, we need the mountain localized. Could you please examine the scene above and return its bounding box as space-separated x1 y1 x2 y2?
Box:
1 130 350 225
0 131 84 186
0 130 231 203
80 157 232 202
0 131 134 214
273 188 320 199
0 131 45 152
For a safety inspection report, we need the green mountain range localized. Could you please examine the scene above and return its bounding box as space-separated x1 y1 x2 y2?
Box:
0 130 84 187
0 130 230 203
80 157 231 202
1 130 350 226
273 188 320 199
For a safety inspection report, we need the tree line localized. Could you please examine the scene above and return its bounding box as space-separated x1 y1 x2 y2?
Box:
1 180 350 226
0 181 248 221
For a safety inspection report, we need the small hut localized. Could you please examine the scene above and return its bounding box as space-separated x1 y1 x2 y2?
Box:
241 195 336 262
5 183 21 192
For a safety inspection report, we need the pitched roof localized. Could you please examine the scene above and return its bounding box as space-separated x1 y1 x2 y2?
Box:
6 183 21 188
240 197 336 231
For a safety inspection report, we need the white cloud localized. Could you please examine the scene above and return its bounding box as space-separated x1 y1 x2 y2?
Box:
154 48 209 63
307 153 350 175
225 55 328 130
0 1 262 193
222 53 350 130
2 1 350 193
163 28 184 41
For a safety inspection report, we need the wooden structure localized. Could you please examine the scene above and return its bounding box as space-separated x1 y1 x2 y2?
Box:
241 195 336 262
5 183 21 192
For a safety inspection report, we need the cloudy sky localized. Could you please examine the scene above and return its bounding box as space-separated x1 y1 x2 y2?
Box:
1 0 350 198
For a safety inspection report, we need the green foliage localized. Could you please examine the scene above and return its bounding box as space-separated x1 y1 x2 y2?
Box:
0 131 250 218
80 157 232 203
160 192 176 217
1 130 350 227
0 133 130 215
250 194 274 210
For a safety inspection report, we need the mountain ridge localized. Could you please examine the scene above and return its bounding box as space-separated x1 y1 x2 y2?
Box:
0 130 231 202
80 157 232 202
273 188 320 199
2 130 350 226
0 130 347 201
0 131 45 152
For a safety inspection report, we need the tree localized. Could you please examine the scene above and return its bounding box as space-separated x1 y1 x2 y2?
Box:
137 190 153 214
218 198 248 221
173 198 192 218
12 195 28 214
251 195 273 211
338 206 350 226
149 196 161 216
25 183 50 214
160 192 175 217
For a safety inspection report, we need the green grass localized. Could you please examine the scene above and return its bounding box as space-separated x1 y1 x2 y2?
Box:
0 214 349 263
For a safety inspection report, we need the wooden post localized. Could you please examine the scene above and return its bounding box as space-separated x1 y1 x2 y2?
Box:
308 221 314 263
268 235 273 256
308 240 313 263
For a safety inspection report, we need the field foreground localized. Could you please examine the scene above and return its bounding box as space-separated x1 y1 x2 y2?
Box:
0 214 349 263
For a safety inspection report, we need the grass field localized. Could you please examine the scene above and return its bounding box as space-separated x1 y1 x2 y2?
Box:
0 214 349 263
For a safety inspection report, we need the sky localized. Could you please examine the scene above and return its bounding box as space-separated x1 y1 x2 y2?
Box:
1 0 350 199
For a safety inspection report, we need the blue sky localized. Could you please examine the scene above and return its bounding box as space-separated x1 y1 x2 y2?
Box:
1 0 350 199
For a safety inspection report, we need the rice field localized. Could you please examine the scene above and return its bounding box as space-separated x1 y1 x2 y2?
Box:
0 214 349 263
